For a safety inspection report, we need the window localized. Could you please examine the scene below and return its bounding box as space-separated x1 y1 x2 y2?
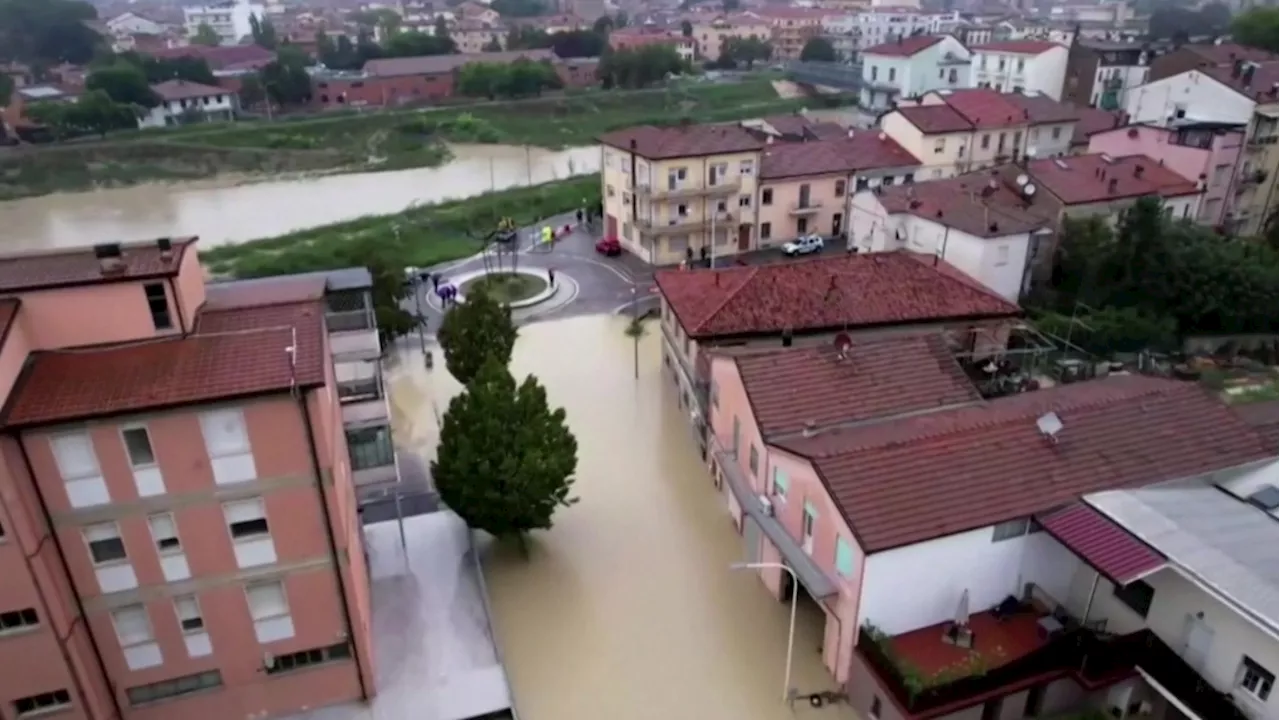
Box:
126 671 223 706
739 194 751 207
834 179 846 197
200 409 256 485
121 426 155 466
1112 579 1155 619
174 596 204 633
148 513 181 553
266 642 352 675
981 133 991 149
992 518 1030 542
933 138 946 154
143 283 172 330
761 222 772 239
740 159 754 175
748 445 759 476
0 608 38 633
995 245 1010 266
85 523 127 564
835 536 854 578
51 432 108 508
888 67 896 82
771 467 788 499
762 188 773 206
802 501 817 553
113 605 162 670
1051 126 1062 140
13 690 71 717
224 498 269 539
246 582 294 642
1237 657 1275 702
1016 58 1025 72
870 66 878 81
870 696 883 718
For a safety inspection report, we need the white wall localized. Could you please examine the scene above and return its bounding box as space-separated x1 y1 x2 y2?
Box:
858 523 1083 635
1126 72 1258 127
972 46 1068 100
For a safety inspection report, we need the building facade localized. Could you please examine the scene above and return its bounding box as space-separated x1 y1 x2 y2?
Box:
970 41 1070 101
0 239 388 720
139 81 237 129
858 35 972 113
1063 41 1156 112
1126 60 1280 129
1234 102 1279 237
687 15 773 61
183 0 266 46
851 8 959 51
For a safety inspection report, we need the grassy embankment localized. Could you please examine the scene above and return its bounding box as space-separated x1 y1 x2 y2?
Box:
201 175 600 278
0 78 817 200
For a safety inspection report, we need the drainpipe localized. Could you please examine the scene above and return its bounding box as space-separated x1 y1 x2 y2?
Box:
1081 570 1101 627
15 436 124 720
296 394 370 701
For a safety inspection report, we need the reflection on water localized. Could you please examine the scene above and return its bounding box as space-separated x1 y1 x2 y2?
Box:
0 144 598 251
388 316 854 720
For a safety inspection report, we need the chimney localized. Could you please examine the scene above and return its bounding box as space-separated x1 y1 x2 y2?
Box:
93 243 125 275
1108 177 1118 194
157 237 174 261
782 328 793 347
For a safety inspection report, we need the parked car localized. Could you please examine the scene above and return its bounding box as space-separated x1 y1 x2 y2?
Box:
595 237 622 257
782 234 824 257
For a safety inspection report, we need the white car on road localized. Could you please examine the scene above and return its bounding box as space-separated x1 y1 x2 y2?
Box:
782 234 824 257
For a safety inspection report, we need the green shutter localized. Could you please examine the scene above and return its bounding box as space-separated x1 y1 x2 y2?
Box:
835 536 854 578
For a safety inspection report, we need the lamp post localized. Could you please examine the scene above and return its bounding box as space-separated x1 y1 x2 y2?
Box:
631 284 639 380
731 561 799 703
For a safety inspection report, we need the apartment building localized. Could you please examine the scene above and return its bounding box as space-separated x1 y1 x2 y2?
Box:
1063 41 1156 112
686 15 772 61
1234 102 1279 237
451 21 505 53
599 123 764 266
820 14 858 64
858 35 971 113
753 7 829 61
881 88 1078 179
970 41 1069 101
609 26 696 63
704 335 1277 720
183 0 265 45
851 7 959 52
0 239 391 720
1127 58 1280 129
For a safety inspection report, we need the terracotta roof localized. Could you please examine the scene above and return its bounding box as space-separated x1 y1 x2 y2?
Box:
733 333 982 437
937 88 1045 130
151 79 227 101
759 132 920 180
1037 503 1165 585
899 89 1078 132
1026 153 1200 205
896 104 974 134
861 35 946 57
1184 43 1276 68
876 175 1052 238
655 252 1021 340
1003 93 1078 125
775 375 1278 552
0 238 195 293
970 40 1061 54
3 299 327 428
364 49 556 76
1071 106 1126 146
598 123 763 160
1231 399 1278 449
147 44 276 70
1203 61 1280 103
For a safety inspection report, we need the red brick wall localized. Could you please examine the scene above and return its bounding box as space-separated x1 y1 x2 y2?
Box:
311 73 455 110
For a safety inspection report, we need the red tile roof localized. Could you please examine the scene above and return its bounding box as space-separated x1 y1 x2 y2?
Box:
862 35 946 57
3 299 327 428
876 175 1052 238
1184 43 1276 68
970 40 1061 55
1003 93 1079 125
1036 503 1165 585
0 238 195 293
896 104 974 134
1071 107 1126 146
775 375 1277 552
656 252 1021 340
151 79 227 101
1026 153 1200 205
899 90 1079 133
1204 61 1280 103
759 132 921 180
598 123 763 159
731 333 982 437
937 88 1042 130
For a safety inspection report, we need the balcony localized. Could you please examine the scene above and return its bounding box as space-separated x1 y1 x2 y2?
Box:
789 200 823 216
338 375 389 426
638 179 741 201
638 210 738 238
325 290 379 359
347 425 397 488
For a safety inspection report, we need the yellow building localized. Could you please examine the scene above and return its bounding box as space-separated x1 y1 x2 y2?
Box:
599 124 765 265
1234 102 1278 237
688 15 773 61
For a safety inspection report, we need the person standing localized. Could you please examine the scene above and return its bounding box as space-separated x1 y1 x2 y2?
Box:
431 273 440 292
548 266 556 287
576 208 584 226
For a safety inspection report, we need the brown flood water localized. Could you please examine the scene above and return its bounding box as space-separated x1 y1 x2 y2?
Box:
387 315 857 720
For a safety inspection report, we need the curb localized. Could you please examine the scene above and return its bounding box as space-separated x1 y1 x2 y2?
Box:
466 530 521 720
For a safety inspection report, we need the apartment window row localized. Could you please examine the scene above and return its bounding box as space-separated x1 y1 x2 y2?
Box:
0 607 39 633
266 642 352 675
52 407 258 510
126 670 223 707
14 690 72 718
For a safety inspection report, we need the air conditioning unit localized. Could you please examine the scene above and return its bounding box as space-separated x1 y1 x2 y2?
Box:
758 494 774 516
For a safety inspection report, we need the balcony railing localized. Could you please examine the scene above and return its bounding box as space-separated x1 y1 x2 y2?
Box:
637 179 741 201
347 426 395 471
326 309 374 333
858 625 1250 720
789 201 822 216
637 211 738 237
337 377 381 403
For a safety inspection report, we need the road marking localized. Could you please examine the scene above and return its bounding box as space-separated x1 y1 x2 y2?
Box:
572 255 637 284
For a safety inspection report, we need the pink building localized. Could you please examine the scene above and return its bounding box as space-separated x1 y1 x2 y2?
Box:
703 334 1276 720
1087 122 1245 228
0 239 392 720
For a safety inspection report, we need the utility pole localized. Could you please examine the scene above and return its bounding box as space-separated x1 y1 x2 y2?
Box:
526 145 533 186
631 284 639 380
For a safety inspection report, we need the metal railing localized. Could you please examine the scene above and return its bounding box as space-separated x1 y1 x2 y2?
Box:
337 377 381 402
326 309 374 333
347 427 394 471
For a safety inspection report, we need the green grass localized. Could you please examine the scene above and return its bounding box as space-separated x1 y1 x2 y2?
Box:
460 272 547 304
203 175 599 278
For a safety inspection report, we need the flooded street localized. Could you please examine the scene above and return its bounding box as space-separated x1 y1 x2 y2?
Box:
0 143 598 251
386 315 855 720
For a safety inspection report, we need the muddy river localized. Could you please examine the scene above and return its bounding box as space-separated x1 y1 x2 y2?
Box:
386 315 856 720
0 143 599 252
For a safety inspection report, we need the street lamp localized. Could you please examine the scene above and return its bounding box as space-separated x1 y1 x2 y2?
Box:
630 285 639 380
731 561 799 703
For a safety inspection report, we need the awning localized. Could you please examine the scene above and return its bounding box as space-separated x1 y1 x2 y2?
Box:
1037 503 1165 586
713 445 838 598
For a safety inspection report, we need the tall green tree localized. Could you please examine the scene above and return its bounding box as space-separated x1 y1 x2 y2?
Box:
1232 7 1279 52
723 36 771 68
249 14 279 49
434 14 450 38
592 15 613 35
191 22 221 46
86 62 156 107
437 287 519 384
0 0 102 66
800 37 837 62
432 358 578 543
26 90 138 138
260 46 312 105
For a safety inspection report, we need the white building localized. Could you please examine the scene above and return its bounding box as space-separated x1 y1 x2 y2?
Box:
821 14 859 62
852 7 959 51
970 40 1070 101
859 35 971 113
183 0 266 46
1126 61 1280 128
139 80 237 129
106 12 167 36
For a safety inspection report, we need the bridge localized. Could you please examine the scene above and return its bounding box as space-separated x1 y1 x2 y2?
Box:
785 61 864 93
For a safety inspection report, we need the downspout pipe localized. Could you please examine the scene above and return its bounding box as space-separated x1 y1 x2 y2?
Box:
297 394 369 701
16 436 124 720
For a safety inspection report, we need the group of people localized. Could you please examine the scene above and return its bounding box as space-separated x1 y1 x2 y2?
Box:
431 274 458 306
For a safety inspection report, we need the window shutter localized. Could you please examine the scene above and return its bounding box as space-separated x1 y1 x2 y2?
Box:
223 499 263 525
52 434 98 477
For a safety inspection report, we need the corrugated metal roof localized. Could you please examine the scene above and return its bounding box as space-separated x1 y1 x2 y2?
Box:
1036 503 1165 585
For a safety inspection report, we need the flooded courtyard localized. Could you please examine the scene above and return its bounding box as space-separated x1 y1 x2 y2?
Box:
386 314 855 720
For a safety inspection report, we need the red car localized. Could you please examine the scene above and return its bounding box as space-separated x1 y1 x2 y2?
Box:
595 237 622 257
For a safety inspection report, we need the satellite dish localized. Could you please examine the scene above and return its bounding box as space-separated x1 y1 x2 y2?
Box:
1023 183 1037 196
1015 174 1029 187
